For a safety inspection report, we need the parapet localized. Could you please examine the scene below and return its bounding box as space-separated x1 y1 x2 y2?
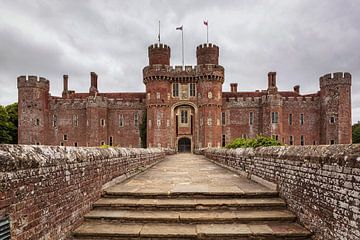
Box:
148 43 171 65
320 72 351 88
17 75 50 90
196 43 219 65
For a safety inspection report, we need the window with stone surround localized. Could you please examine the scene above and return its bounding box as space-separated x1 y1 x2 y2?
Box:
221 112 226 126
289 113 293 125
100 119 105 127
63 134 68 141
134 112 139 127
300 113 304 125
301 135 305 145
181 110 188 124
172 83 179 97
289 136 294 145
249 112 254 125
271 112 279 124
73 115 78 127
119 114 124 127
35 118 40 126
330 116 336 124
109 136 113 146
222 135 226 147
53 115 57 127
189 83 196 97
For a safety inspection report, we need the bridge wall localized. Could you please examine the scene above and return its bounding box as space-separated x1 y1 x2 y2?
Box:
204 145 360 240
0 145 165 240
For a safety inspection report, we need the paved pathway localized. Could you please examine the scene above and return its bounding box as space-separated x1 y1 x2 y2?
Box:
106 153 274 195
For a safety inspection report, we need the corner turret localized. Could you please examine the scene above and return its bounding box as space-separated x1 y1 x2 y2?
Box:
148 43 171 66
196 43 219 65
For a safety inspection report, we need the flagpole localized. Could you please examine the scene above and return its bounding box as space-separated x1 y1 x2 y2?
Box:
158 20 161 44
207 21 209 44
181 27 184 68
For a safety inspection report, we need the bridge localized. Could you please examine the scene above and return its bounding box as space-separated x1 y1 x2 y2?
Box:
0 144 359 240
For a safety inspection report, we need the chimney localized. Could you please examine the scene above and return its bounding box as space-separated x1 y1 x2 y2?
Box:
63 75 68 93
267 72 278 94
294 85 300 94
89 72 98 94
230 83 238 93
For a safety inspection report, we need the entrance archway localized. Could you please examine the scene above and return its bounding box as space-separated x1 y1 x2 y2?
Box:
178 137 191 152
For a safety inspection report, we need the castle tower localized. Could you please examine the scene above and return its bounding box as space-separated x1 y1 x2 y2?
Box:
196 43 224 148
143 43 172 148
148 43 171 65
17 75 50 145
320 72 352 144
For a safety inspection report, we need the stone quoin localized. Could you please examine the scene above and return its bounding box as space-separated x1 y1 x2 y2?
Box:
17 42 352 151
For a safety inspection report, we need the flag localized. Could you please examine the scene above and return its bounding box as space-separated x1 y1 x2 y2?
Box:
176 25 183 31
204 21 208 26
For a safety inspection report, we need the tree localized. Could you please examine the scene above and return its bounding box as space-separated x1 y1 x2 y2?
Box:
5 103 18 143
0 103 18 144
353 122 360 144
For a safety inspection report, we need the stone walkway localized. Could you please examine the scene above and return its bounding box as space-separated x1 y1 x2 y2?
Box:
73 154 311 239
106 153 275 196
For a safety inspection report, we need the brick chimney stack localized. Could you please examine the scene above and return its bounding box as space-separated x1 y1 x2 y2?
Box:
89 72 98 94
230 83 238 93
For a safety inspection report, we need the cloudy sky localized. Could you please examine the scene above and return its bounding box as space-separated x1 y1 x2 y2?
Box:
0 0 359 123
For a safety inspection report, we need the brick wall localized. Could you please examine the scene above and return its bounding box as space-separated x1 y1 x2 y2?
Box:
0 145 165 240
204 145 360 240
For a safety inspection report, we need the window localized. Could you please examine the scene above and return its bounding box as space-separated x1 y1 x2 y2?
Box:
60 142 64 146
63 134 68 141
74 142 78 147
289 114 292 125
156 92 160 99
119 114 124 127
313 141 316 145
330 140 335 145
53 115 57 127
330 116 336 124
134 112 139 127
101 141 105 146
189 83 196 97
300 113 304 125
289 136 294 145
36 118 40 126
181 110 188 124
36 142 40 145
100 119 105 127
73 115 78 127
249 112 254 125
222 135 226 147
172 83 179 97
271 112 279 124
109 137 113 146
300 135 304 146
221 112 226 126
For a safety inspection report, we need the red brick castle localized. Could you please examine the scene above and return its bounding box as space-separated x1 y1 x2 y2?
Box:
17 42 352 151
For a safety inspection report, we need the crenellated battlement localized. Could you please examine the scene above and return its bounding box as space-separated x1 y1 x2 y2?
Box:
143 64 224 83
196 43 219 65
320 72 351 88
17 75 50 90
148 43 170 50
196 43 219 50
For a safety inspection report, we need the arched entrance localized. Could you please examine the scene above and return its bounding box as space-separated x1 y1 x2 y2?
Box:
178 137 191 152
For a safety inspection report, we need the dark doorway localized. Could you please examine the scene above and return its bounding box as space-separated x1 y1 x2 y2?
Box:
178 138 191 152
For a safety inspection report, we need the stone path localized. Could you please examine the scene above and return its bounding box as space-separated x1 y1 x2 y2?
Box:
73 154 311 239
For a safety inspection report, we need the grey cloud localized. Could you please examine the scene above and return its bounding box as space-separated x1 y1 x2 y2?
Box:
0 0 359 123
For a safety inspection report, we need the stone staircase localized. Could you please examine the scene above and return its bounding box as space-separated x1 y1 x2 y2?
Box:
72 154 311 239
73 192 311 239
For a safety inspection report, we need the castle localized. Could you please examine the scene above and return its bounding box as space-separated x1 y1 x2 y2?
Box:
17 42 352 151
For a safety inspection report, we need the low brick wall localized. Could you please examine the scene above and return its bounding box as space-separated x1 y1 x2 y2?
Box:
0 145 165 240
204 145 360 240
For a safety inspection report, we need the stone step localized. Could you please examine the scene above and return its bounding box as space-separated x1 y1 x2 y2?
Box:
84 209 296 224
93 197 286 210
73 222 311 239
103 190 279 199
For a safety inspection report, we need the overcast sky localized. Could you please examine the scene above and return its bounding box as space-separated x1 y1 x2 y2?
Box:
0 0 359 123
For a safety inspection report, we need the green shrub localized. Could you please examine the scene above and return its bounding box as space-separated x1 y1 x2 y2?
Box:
225 135 282 149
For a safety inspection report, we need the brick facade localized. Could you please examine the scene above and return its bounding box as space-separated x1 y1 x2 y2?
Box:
17 42 352 150
204 145 360 240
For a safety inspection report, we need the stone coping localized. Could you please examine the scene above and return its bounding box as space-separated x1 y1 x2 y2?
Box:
205 144 360 167
0 144 164 172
